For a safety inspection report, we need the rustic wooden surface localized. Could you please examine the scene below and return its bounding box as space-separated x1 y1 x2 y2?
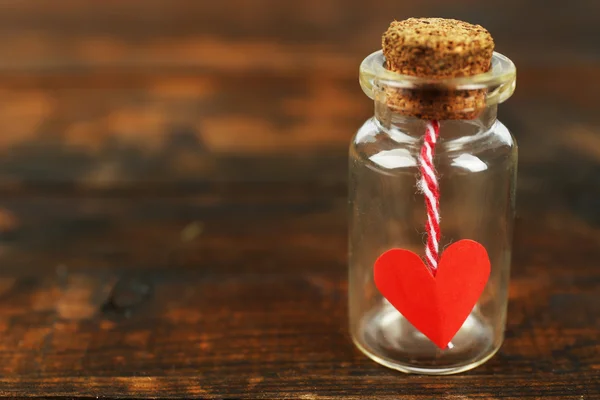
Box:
0 1 597 399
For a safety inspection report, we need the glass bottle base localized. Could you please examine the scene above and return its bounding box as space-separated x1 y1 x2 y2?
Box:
352 304 502 375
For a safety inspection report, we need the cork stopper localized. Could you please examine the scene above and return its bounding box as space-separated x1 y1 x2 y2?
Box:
381 18 495 120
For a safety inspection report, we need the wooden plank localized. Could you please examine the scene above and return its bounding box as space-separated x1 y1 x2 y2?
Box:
0 0 597 70
0 64 596 187
0 180 595 397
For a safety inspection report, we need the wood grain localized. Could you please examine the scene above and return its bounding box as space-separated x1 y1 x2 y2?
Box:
0 0 597 398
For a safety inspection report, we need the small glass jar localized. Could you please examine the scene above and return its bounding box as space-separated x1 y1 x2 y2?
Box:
348 50 517 374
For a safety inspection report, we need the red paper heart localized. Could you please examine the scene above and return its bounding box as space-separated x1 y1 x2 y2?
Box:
374 239 490 349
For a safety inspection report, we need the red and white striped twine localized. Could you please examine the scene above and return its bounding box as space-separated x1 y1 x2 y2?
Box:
419 120 441 274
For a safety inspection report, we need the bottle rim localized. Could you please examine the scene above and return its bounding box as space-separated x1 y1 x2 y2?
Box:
359 50 516 107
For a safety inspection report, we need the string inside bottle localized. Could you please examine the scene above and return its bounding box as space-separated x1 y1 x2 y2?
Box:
419 120 441 275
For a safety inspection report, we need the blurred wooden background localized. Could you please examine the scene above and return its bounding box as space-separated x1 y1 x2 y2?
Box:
0 0 597 186
0 0 597 398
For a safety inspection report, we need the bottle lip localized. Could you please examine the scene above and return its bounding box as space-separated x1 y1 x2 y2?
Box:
359 50 516 107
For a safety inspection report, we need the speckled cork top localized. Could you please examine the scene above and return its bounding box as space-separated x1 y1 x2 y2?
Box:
381 18 495 119
383 18 494 78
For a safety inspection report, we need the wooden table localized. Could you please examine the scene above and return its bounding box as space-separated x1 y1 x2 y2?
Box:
0 1 597 398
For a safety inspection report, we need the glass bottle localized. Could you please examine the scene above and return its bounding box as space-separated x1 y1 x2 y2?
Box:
348 50 517 374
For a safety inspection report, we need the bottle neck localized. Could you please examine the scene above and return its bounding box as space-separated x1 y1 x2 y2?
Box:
374 102 498 141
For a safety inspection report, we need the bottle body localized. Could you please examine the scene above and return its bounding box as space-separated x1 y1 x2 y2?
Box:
348 110 517 374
